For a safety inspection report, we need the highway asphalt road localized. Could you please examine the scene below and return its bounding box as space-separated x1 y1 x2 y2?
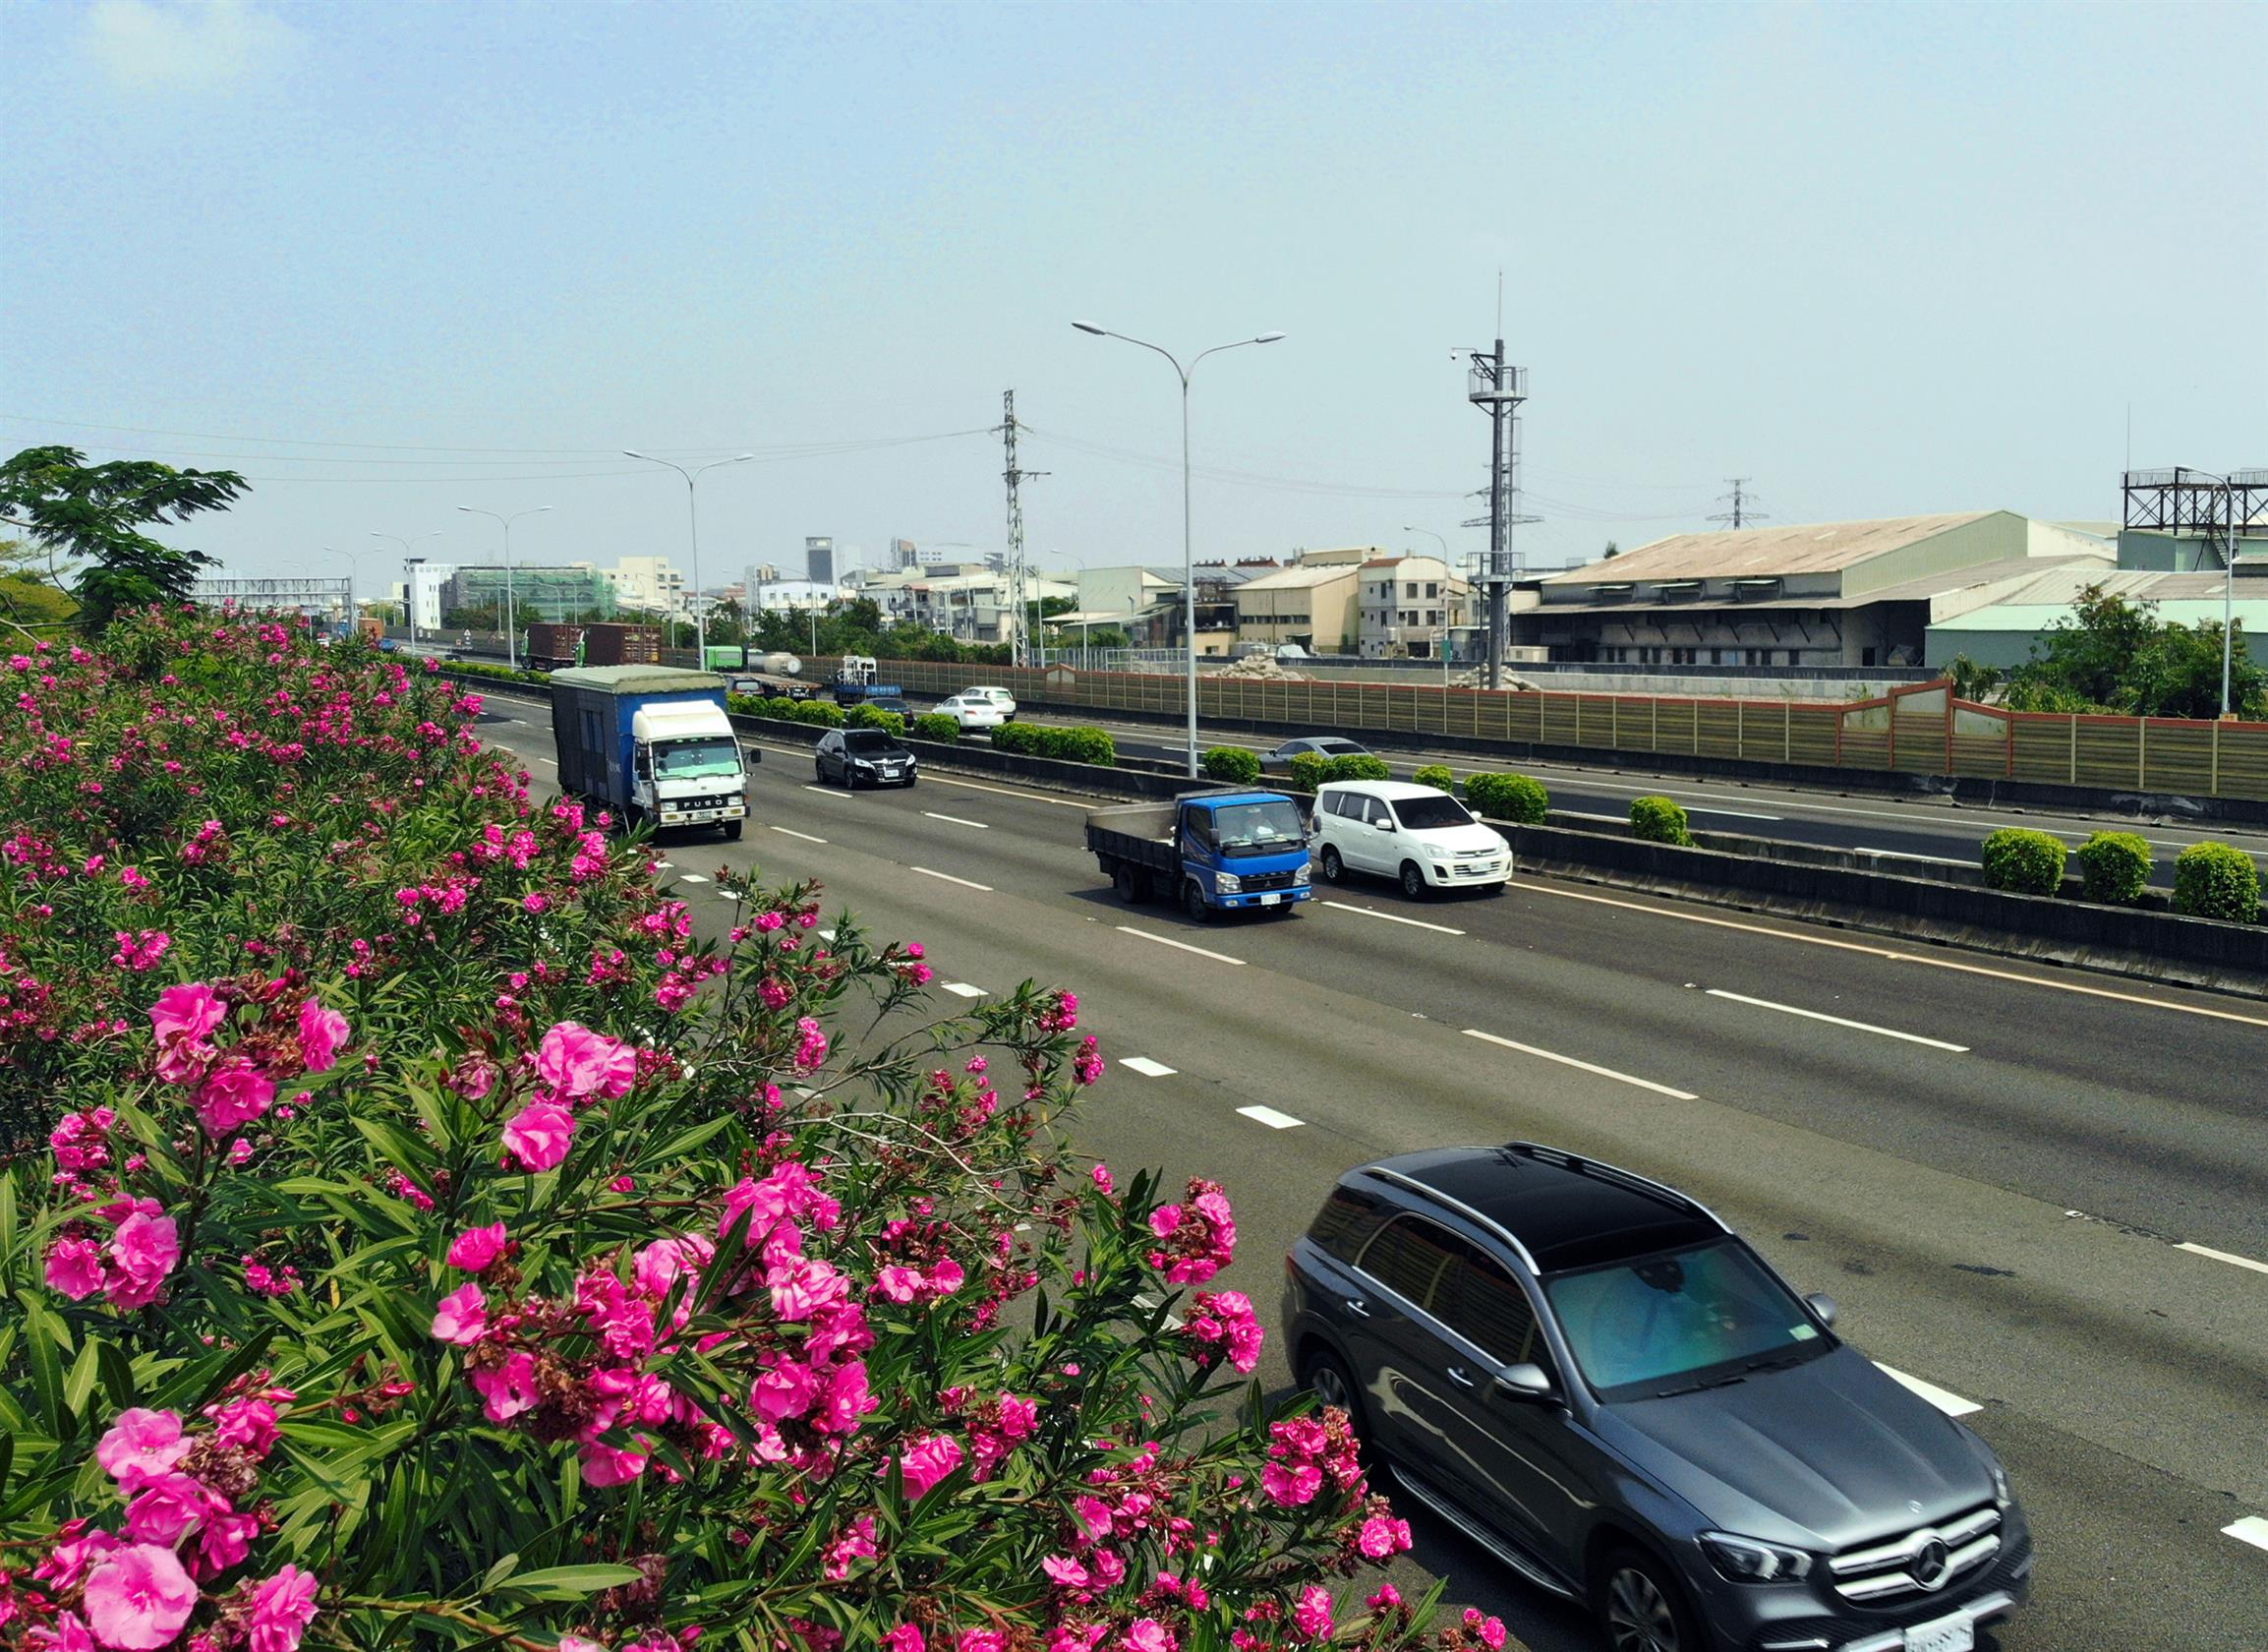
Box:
477 688 2268 1652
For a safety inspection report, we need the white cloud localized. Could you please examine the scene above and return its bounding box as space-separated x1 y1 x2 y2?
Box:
84 0 298 92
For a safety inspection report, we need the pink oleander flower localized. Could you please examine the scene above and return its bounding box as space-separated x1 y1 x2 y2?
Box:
536 1020 637 1100
106 1211 181 1308
1121 1622 1174 1652
579 1442 649 1487
81 1543 199 1651
194 1058 275 1137
1357 1514 1413 1559
124 1472 218 1546
148 981 226 1047
446 1222 509 1271
247 1564 320 1652
296 998 351 1073
1042 1554 1091 1589
1461 1609 1507 1651
881 1626 925 1652
431 1282 487 1345
1293 1586 1335 1640
208 1397 280 1456
35 1610 97 1652
45 1235 105 1299
471 1349 540 1422
501 1100 575 1172
198 1507 261 1580
96 1409 193 1487
1367 1583 1404 1613
898 1433 963 1500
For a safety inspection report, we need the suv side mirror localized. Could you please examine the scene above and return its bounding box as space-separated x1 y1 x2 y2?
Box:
1805 1291 1838 1328
1494 1363 1555 1402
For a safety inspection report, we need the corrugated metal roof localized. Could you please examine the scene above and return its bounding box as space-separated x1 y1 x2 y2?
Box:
1237 562 1364 591
1546 511 1998 583
1932 596 2268 632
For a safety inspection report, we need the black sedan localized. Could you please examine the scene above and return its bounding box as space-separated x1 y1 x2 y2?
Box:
814 728 918 789
1257 736 1374 772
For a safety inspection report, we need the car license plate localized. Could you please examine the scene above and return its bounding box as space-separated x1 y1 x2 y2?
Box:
689 809 717 821
1904 1613 1973 1652
1260 893 1282 906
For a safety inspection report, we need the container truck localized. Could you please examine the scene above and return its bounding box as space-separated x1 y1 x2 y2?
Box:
1084 791 1311 921
526 622 586 671
579 623 665 668
550 666 756 839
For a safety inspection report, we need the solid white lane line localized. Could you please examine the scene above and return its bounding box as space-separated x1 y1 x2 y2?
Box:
2176 1241 2268 1276
1853 846 1973 866
922 811 990 829
1524 883 2268 1030
911 866 993 892
2224 1515 2268 1553
1114 926 1247 967
1122 1057 1178 1077
675 873 710 884
1237 1104 1306 1130
770 826 827 844
1686 806 1783 821
1320 901 1466 936
1874 1363 1982 1417
1705 988 1969 1052
1461 1029 1699 1100
939 981 987 999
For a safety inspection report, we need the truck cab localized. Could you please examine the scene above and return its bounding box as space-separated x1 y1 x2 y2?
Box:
1085 790 1312 920
629 700 748 832
550 667 755 840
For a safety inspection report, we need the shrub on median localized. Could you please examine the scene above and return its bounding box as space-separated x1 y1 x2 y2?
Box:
1324 752 1393 783
1980 826 2067 895
989 722 1116 766
2172 841 2262 922
2074 831 2153 906
789 698 845 728
1411 763 1456 795
1202 745 1262 786
1630 794 1696 847
1465 772 1550 825
1284 750 1329 794
911 712 960 742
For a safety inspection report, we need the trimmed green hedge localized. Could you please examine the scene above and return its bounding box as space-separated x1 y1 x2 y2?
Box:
1980 827 2066 895
1284 751 1329 795
1202 746 1262 786
911 714 960 743
1466 772 1549 825
789 699 845 728
992 722 1116 766
2074 831 2152 906
2172 841 2261 922
1411 764 1456 795
1324 753 1393 783
1630 795 1695 847
844 703 907 738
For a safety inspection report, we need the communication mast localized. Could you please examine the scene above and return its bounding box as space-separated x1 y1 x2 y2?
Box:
1461 336 1538 689
1001 390 1048 668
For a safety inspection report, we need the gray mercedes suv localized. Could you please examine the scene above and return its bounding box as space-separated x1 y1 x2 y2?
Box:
1281 1144 2032 1652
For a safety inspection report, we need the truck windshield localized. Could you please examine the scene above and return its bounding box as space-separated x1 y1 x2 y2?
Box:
1393 795 1476 831
652 738 742 780
1211 799 1307 856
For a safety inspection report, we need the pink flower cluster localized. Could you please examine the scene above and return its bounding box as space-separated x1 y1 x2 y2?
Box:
44 1198 180 1310
1143 1179 1238 1286
108 930 172 974
496 1020 636 1172
1258 1412 1365 1509
1178 1290 1264 1374
142 981 352 1141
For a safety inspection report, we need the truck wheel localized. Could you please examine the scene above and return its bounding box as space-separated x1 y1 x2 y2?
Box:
723 820 744 842
1114 862 1143 904
1400 861 1427 899
1184 880 1213 923
1319 845 1345 884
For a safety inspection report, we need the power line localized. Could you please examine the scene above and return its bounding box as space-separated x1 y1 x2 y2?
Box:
1708 477 1768 530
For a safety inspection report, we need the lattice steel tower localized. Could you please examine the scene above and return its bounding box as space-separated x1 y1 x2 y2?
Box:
1001 390 1047 668
1463 338 1536 689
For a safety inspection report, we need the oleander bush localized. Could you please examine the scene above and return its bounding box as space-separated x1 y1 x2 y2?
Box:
2074 831 2153 906
1322 754 1392 784
1464 773 1549 825
1284 752 1329 795
2172 840 2262 922
0 610 1478 1652
1980 827 2067 895
1410 765 1455 795
1202 746 1262 787
1629 795 1695 847
910 713 961 743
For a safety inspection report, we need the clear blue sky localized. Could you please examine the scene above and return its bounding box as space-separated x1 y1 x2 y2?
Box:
5 0 2263 591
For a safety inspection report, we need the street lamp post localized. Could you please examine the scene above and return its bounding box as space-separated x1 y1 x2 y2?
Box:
1073 321 1285 778
455 506 552 669
1403 525 1452 684
623 452 756 666
322 548 360 637
371 530 442 647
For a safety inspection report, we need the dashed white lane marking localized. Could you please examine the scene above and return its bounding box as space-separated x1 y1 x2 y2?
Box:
1853 845 1974 866
654 861 673 869
770 825 827 843
1114 926 1247 967
1134 1292 1186 1331
817 928 835 941
1875 1363 1982 1417
911 866 993 892
922 772 1095 809
1121 1056 1177 1077
2223 1515 2268 1553
939 981 987 998
1237 1104 1305 1130
1462 1028 1699 1100
2176 1241 2268 1276
1705 988 1970 1053
675 873 709 883
1525 884 2268 1030
801 785 853 798
922 811 989 830
1320 900 1466 936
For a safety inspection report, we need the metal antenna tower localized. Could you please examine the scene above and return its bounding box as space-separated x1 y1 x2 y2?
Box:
1000 389 1048 668
1710 477 1766 530
1461 328 1538 689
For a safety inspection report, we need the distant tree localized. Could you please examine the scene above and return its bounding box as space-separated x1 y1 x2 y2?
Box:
1941 654 2004 702
1602 540 1619 560
2003 583 2266 720
0 445 247 632
0 536 79 638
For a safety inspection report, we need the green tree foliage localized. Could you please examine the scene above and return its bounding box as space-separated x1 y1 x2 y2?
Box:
0 535 80 639
1941 655 2004 703
2002 583 2267 720
1980 827 2067 895
0 445 247 633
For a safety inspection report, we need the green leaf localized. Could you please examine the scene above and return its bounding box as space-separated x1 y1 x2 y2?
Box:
351 1115 441 1176
18 1294 71 1437
96 1338 135 1410
490 1563 645 1601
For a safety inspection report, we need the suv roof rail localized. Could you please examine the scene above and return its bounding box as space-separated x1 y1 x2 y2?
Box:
1500 1142 1732 1234
1361 1163 1541 1274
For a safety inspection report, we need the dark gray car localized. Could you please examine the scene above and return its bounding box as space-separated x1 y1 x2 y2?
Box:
1281 1144 2031 1652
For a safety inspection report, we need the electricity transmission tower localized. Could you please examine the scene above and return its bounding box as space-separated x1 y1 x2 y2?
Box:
1710 478 1767 530
1001 390 1047 668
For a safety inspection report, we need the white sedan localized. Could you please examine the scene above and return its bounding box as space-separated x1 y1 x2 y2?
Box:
935 692 1009 732
959 685 1018 720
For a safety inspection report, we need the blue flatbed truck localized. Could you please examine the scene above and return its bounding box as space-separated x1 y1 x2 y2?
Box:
1085 791 1312 921
550 666 756 839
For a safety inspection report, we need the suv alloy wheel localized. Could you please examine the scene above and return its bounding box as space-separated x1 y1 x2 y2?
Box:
1595 1546 1702 1652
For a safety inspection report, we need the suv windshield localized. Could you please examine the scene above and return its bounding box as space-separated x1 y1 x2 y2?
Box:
1392 795 1475 831
1543 1238 1831 1400
652 738 742 780
843 731 902 754
1212 799 1307 856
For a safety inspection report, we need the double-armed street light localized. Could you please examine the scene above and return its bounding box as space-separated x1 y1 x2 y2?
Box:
623 452 756 662
455 505 552 669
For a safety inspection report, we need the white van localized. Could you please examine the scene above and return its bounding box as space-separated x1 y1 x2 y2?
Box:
1308 780 1511 898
